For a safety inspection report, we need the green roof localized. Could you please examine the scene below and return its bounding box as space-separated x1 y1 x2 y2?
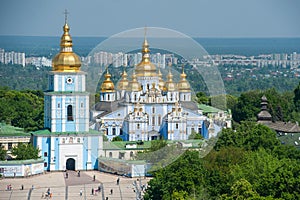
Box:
32 129 103 136
0 123 30 137
197 104 223 114
45 91 89 95
103 140 204 150
103 141 152 150
0 158 44 165
98 156 146 164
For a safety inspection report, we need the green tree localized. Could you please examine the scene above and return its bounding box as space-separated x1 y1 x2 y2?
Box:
0 88 44 131
230 149 300 200
144 151 207 200
196 92 209 104
188 130 203 140
0 146 7 160
11 143 40 160
112 136 123 141
294 81 300 111
215 122 280 151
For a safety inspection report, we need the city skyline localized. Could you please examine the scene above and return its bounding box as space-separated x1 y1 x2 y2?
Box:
0 0 300 38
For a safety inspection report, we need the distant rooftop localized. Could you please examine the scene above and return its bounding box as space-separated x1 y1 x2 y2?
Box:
197 104 224 114
0 123 30 137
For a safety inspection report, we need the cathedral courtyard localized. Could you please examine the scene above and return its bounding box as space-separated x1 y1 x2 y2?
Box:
0 170 149 200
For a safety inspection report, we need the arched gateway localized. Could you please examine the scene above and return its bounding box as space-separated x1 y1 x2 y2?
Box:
66 158 75 170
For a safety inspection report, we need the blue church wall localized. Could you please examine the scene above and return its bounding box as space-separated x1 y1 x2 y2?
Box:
120 121 129 141
160 120 168 139
82 137 88 170
91 136 99 169
54 138 59 170
45 137 50 171
201 121 209 139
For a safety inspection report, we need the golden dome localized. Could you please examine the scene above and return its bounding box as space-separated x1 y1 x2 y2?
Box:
52 22 81 72
135 38 157 77
117 70 129 90
101 70 115 92
178 67 191 92
158 69 165 90
165 67 177 91
127 72 141 92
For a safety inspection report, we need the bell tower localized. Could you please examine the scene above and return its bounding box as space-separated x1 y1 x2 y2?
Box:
44 14 89 133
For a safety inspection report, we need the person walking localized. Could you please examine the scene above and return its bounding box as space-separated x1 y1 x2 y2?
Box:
92 188 94 195
80 189 82 196
110 189 113 195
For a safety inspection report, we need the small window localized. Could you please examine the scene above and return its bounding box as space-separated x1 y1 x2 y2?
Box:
44 162 47 167
44 152 47 157
152 116 155 126
137 124 140 129
152 107 155 113
130 151 134 158
119 152 125 159
80 102 84 108
67 105 73 121
112 128 116 135
158 115 161 125
69 137 73 143
176 123 179 129
62 138 65 144
8 142 12 150
109 152 112 158
57 103 60 108
77 138 80 143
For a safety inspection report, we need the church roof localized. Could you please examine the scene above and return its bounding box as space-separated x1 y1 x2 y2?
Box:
32 129 103 136
181 101 199 111
259 121 300 133
0 123 29 137
94 99 124 118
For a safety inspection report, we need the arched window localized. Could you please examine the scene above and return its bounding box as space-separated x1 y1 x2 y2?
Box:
67 105 73 121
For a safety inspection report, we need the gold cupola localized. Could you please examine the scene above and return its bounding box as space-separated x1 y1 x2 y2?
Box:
101 69 115 92
117 70 129 90
52 19 81 72
127 72 141 92
158 69 165 90
135 36 157 77
177 66 191 92
165 64 177 91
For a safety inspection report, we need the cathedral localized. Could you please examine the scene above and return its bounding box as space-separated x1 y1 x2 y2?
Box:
31 16 223 172
91 36 218 141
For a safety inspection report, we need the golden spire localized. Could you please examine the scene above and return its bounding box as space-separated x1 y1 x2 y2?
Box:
101 68 115 92
135 27 157 77
52 10 81 72
165 63 177 91
117 70 129 90
178 65 191 92
127 72 141 92
158 68 165 90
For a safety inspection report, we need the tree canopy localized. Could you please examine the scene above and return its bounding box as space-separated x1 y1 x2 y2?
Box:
11 143 40 160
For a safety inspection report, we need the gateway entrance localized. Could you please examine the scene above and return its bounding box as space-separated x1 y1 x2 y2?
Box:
66 158 75 170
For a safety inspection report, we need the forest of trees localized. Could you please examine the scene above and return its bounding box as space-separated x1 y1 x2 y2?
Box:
144 122 300 200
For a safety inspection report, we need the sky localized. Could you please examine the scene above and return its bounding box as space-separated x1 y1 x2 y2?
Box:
0 0 300 38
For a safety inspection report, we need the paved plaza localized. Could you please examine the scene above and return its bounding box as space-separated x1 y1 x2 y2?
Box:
0 171 150 200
